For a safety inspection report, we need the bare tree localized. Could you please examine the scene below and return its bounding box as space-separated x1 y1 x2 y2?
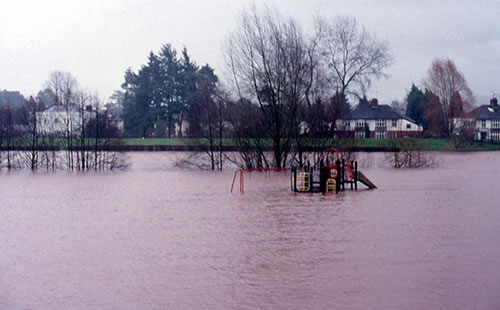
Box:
316 15 393 101
45 71 79 169
45 71 79 107
92 95 105 171
74 91 92 171
186 65 225 170
224 5 315 168
39 128 59 171
0 104 8 168
84 94 127 171
18 97 43 170
0 104 16 169
384 139 436 168
452 119 476 150
423 58 474 136
40 71 127 171
226 98 270 169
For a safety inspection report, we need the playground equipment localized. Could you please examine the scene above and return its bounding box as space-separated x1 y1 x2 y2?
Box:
231 168 292 193
230 148 376 194
291 148 377 193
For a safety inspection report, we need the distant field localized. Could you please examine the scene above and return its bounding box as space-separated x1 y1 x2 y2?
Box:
120 138 241 146
6 137 499 151
121 138 202 146
120 138 500 152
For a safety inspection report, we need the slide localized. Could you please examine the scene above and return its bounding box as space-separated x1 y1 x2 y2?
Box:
357 171 377 189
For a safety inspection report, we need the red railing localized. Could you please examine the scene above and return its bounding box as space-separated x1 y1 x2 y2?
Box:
230 168 292 193
321 148 343 162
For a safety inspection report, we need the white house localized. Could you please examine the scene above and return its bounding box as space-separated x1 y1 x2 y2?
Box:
451 97 500 141
36 105 93 135
476 97 500 141
336 99 423 139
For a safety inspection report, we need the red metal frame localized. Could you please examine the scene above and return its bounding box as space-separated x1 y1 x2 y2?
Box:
321 148 343 162
230 168 292 193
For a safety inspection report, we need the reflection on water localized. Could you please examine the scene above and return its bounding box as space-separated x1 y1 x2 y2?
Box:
1 152 500 309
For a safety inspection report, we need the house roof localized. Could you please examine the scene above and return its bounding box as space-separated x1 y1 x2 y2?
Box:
478 105 500 120
347 103 418 123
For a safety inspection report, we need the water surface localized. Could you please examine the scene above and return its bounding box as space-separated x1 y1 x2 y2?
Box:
1 152 500 309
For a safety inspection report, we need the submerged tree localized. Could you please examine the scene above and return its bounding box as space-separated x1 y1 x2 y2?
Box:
385 139 436 168
0 103 17 169
45 71 80 169
18 96 44 170
224 6 316 168
226 97 269 169
188 64 224 170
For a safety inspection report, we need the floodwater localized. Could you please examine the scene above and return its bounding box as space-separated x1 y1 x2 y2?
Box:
1 152 500 310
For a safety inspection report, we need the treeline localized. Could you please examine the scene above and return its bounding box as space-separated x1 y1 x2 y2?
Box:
2 7 473 171
121 7 392 169
121 8 475 169
0 72 126 171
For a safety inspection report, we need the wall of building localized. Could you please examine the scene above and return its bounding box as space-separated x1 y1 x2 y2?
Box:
336 119 422 131
477 119 500 140
450 117 500 141
335 118 423 139
36 110 93 134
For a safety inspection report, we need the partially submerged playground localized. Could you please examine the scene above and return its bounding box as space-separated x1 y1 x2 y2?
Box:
231 148 377 194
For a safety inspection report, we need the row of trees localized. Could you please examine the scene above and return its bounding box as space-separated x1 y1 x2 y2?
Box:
120 6 475 169
121 7 393 169
0 71 126 171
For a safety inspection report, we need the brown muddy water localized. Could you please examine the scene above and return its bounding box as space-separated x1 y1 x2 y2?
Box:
1 152 500 309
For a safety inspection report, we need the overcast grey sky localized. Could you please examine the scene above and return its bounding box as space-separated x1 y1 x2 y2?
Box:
1 0 499 105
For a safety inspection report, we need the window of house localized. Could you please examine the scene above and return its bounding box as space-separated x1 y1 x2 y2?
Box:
406 124 411 129
355 131 365 139
375 131 387 139
344 121 350 128
392 120 397 128
356 120 365 128
376 119 386 128
491 132 500 140
481 120 486 128
492 120 500 129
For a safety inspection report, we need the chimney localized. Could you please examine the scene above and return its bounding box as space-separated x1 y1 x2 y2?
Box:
370 98 378 106
490 97 498 107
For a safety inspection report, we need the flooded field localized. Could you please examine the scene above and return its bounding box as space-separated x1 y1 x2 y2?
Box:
1 152 500 309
